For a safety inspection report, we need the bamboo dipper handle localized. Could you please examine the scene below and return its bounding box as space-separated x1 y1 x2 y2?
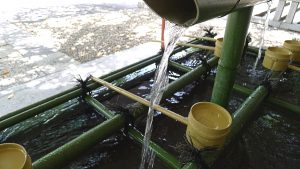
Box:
176 42 215 51
92 76 188 125
288 64 300 72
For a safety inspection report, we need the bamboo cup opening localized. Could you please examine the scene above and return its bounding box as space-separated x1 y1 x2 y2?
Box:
190 102 232 131
267 47 291 59
0 143 31 169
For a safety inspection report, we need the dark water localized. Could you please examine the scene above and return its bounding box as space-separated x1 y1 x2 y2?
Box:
0 45 299 169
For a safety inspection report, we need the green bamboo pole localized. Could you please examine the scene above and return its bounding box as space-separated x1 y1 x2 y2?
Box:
211 7 254 107
181 162 198 169
0 55 160 123
85 96 183 169
0 67 151 131
33 115 125 169
0 39 201 127
123 57 219 117
225 85 268 145
87 96 200 169
84 96 115 119
168 63 300 116
128 128 182 169
169 61 193 73
86 96 199 169
231 83 300 116
211 85 269 167
169 61 300 116
163 57 219 98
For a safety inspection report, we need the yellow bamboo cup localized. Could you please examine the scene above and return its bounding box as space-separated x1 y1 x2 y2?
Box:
283 40 300 62
262 47 292 71
214 38 223 57
0 143 32 169
186 102 232 150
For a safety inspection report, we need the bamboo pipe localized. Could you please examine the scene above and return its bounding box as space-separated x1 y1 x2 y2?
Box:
211 7 253 108
183 35 216 42
91 76 188 125
152 40 215 51
288 64 300 72
85 96 195 169
0 38 201 131
176 42 215 51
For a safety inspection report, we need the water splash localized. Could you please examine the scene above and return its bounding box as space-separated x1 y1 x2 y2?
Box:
139 22 186 169
252 1 273 71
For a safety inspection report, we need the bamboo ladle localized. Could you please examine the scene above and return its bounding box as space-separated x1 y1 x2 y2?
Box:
91 76 188 125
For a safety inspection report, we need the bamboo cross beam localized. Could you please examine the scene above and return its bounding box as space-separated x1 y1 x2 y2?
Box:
288 64 300 72
91 76 188 125
176 42 215 51
183 35 216 42
152 40 215 51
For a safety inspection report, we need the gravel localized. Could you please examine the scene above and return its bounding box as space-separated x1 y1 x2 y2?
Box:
12 5 162 62
10 2 300 63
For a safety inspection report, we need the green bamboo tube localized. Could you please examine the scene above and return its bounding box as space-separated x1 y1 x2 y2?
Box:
211 7 254 107
124 57 219 117
176 42 215 51
0 55 160 123
168 62 300 116
0 38 204 131
232 83 300 116
92 76 188 125
181 162 198 169
163 57 219 98
0 39 201 124
128 128 183 169
0 66 152 131
85 96 183 169
212 85 269 167
169 61 192 73
183 35 216 42
225 85 268 145
121 56 219 120
152 40 215 51
33 115 125 169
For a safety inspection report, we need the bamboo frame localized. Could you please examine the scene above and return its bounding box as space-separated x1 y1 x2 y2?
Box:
0 39 202 131
288 64 300 72
168 59 300 116
152 40 215 51
183 35 216 42
85 96 197 169
91 76 188 125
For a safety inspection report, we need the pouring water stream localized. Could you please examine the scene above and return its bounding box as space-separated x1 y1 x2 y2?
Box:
252 1 273 71
139 22 186 169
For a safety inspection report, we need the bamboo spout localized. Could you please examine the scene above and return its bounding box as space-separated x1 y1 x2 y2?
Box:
91 76 188 125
